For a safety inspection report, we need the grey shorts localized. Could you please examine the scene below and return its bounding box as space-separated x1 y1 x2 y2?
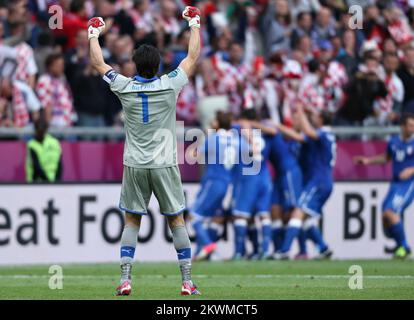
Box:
119 165 185 216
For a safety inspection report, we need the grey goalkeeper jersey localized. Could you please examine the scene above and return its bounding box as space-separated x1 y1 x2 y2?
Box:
103 67 188 168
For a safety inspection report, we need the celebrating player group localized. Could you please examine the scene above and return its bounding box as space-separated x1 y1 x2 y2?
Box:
189 104 336 263
86 5 414 298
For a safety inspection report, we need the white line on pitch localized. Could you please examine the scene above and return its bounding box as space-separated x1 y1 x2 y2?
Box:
0 274 413 279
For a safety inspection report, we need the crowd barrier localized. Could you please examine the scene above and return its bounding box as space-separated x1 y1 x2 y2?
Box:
0 182 412 264
0 139 390 182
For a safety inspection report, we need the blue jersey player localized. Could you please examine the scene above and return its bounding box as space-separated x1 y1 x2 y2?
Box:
354 114 414 259
232 109 275 260
276 105 335 259
189 111 241 261
269 129 303 257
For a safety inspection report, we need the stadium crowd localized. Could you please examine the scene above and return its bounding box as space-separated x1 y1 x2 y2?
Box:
1 0 414 129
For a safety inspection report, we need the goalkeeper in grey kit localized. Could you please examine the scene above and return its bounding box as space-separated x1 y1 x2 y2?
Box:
87 6 201 296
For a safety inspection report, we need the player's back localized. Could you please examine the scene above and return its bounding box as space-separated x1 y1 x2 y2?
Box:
269 132 299 173
104 68 188 168
201 130 240 183
236 131 272 179
301 127 336 183
388 134 414 182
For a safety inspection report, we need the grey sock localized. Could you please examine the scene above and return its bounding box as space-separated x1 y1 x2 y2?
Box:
120 224 139 265
171 225 192 283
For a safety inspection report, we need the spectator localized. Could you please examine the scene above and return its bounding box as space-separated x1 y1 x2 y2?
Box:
223 42 249 114
158 0 181 47
176 78 198 125
262 0 293 56
279 59 304 124
9 21 38 88
336 29 359 79
129 0 157 45
65 29 89 87
53 0 88 50
383 37 398 55
288 0 321 20
170 29 190 70
26 114 63 183
295 35 314 62
36 53 75 127
363 4 387 46
291 11 313 49
34 31 56 75
72 63 109 127
200 40 248 116
336 53 388 125
345 0 375 9
384 6 413 48
315 39 348 112
310 6 336 48
397 46 414 114
0 78 42 127
243 6 264 64
373 53 404 125
110 35 135 65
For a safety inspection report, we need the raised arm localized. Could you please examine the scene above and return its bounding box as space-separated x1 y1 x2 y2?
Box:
278 124 305 143
353 154 390 165
179 6 201 77
88 17 112 76
249 120 277 136
297 104 319 140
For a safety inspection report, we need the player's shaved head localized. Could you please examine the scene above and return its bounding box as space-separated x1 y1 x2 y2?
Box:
132 44 161 79
320 110 332 126
400 113 414 138
216 111 232 130
401 113 414 126
400 113 414 139
240 108 258 121
309 109 332 128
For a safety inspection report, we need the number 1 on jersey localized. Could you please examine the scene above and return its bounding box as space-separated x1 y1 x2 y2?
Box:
138 93 149 123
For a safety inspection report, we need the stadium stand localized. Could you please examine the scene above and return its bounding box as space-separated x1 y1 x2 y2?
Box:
0 0 413 129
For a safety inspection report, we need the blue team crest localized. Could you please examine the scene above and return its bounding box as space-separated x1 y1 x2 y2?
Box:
168 69 179 78
408 146 413 155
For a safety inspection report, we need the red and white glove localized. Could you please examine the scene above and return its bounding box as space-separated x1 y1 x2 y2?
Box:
182 6 201 28
88 17 105 40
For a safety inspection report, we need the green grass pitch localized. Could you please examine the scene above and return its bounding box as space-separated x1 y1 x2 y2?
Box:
0 260 414 299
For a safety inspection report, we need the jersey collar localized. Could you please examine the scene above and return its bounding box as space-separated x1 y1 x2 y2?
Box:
133 75 159 83
400 134 414 142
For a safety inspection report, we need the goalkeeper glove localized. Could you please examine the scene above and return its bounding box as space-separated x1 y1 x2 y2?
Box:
88 17 105 40
182 6 201 28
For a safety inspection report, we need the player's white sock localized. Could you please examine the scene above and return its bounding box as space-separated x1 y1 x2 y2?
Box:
120 224 139 265
119 224 139 284
171 225 192 283
280 218 302 253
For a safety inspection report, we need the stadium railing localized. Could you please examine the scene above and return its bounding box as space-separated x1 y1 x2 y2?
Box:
0 126 401 140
